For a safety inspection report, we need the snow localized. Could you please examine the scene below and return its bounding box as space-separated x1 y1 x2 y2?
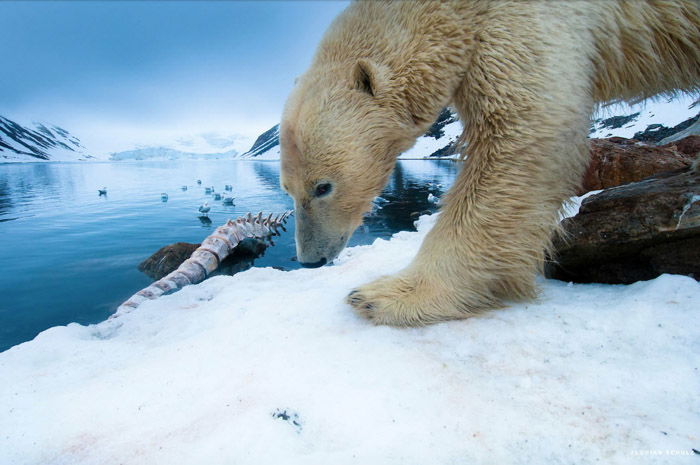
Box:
399 120 463 159
244 144 281 161
560 189 602 220
590 94 698 139
2 212 699 464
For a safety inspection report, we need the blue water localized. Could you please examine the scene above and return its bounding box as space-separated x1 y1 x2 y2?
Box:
0 159 458 351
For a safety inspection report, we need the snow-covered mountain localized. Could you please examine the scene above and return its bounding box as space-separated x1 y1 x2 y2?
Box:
242 95 700 161
240 124 280 160
0 116 96 163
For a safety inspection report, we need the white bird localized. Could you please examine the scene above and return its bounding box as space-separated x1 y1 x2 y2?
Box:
198 202 211 216
427 193 440 204
205 187 212 194
98 187 107 195
197 180 202 185
214 193 222 200
224 184 233 191
181 185 188 191
223 196 234 205
161 193 169 201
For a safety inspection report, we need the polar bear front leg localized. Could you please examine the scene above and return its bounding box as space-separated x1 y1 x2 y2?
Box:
348 103 591 326
346 131 581 326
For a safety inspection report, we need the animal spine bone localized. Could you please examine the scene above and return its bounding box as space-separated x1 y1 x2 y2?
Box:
114 210 293 317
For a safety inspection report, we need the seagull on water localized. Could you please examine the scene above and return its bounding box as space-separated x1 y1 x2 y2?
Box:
199 202 211 216
98 187 107 195
161 193 169 201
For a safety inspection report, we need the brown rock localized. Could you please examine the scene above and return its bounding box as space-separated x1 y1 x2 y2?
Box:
578 137 693 195
547 165 700 284
660 135 700 158
138 238 269 280
138 242 201 280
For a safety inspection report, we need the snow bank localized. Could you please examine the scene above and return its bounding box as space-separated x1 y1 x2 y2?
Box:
1 214 699 465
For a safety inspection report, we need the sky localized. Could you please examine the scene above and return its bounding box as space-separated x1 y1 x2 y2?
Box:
0 1 349 155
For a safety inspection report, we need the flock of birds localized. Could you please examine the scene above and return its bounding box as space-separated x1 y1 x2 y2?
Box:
97 179 236 218
97 180 444 223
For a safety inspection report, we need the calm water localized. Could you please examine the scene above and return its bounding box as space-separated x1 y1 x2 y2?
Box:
0 159 458 351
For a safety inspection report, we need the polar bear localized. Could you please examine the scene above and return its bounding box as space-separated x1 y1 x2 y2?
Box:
279 0 700 325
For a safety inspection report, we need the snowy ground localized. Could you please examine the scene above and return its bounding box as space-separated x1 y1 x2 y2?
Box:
1 214 699 464
589 94 698 139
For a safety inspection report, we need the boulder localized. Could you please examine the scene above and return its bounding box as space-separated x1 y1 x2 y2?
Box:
138 238 269 280
660 134 700 158
548 163 700 284
578 137 694 195
138 242 200 280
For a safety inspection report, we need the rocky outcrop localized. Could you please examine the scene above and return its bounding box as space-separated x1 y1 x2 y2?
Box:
659 118 700 145
578 137 694 195
633 111 699 143
548 164 700 284
660 135 700 158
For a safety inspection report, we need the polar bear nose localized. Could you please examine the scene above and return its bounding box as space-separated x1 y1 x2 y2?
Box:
300 257 327 268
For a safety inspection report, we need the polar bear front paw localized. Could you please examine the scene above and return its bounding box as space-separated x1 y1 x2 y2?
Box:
347 273 470 326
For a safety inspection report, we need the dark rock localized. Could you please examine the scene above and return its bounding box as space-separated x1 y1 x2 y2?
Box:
138 242 200 280
424 107 458 139
548 165 700 284
579 137 693 195
429 139 461 158
138 238 269 280
633 111 699 143
596 112 640 131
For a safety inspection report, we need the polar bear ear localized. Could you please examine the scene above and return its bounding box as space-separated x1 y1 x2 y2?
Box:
352 59 382 97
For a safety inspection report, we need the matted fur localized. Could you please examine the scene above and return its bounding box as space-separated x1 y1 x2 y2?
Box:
280 0 700 326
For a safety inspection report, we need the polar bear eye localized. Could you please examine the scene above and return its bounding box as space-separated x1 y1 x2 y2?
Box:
314 182 333 198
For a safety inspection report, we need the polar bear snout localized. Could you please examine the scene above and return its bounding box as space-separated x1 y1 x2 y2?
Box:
299 257 327 268
294 213 351 268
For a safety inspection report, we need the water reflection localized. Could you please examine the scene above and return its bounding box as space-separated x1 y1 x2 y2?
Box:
252 161 283 191
0 159 457 351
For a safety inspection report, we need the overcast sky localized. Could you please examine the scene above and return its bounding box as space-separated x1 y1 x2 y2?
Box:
0 1 349 154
